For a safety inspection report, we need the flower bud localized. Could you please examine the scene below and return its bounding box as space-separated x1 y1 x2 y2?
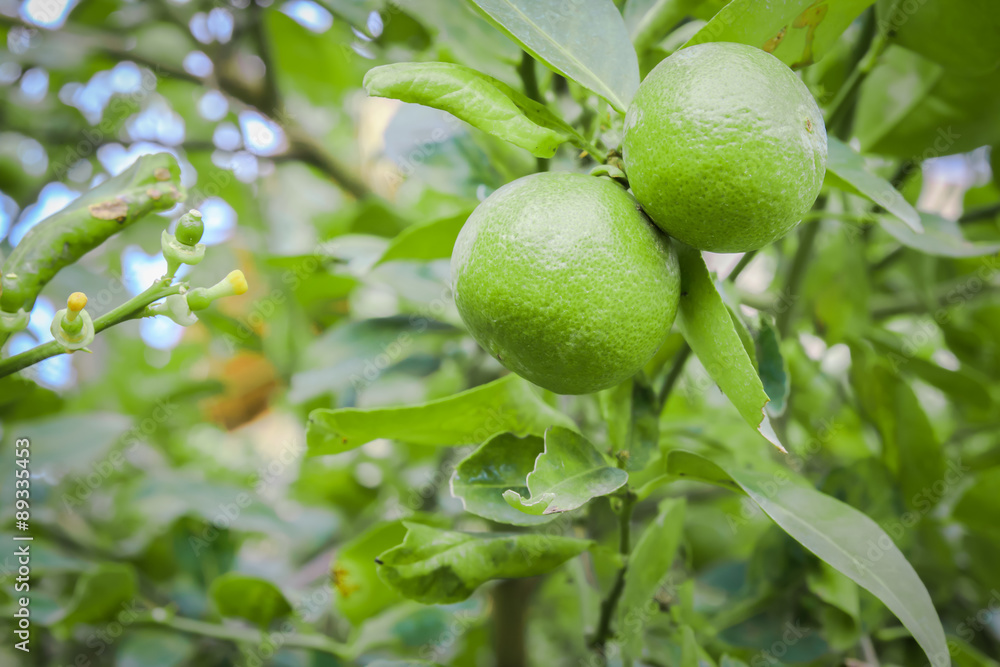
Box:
51 292 95 351
186 270 249 311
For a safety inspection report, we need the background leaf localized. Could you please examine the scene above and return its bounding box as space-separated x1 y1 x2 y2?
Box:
307 375 574 454
879 212 1000 258
377 523 592 604
618 498 685 656
209 573 292 628
46 563 138 627
825 137 922 232
467 0 640 111
376 210 474 265
667 451 949 667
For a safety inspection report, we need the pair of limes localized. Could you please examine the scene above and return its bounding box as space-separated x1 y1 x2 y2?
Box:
452 43 828 394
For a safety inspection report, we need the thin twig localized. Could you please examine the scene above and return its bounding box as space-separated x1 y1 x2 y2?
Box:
0 280 182 379
136 613 353 660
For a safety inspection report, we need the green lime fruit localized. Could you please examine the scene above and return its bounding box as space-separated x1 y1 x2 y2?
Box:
623 42 827 253
451 172 681 395
877 0 1000 76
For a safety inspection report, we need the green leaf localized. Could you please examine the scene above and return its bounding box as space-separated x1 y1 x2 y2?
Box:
675 245 785 451
867 330 992 410
953 468 1000 534
756 316 790 416
376 210 474 265
856 45 1000 157
209 573 292 628
825 137 922 232
849 343 946 512
720 656 750 667
682 0 875 69
467 0 640 112
502 427 627 515
333 521 409 624
115 630 195 667
363 62 576 158
598 376 660 470
666 451 948 667
307 375 575 455
47 563 138 627
806 560 860 621
680 625 700 667
266 10 363 104
9 413 132 481
879 211 1000 258
377 523 592 604
618 498 685 656
451 432 554 525
625 0 703 54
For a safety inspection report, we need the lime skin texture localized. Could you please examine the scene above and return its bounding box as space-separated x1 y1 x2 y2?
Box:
623 41 827 253
451 172 681 395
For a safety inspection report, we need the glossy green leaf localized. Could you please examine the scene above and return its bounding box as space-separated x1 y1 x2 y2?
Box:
307 375 574 455
376 210 474 265
825 137 922 232
115 630 195 667
450 432 554 526
467 0 640 112
619 498 685 656
377 522 592 604
47 563 138 627
856 45 1000 157
503 427 627 515
667 451 948 667
209 573 292 628
683 0 875 69
334 521 408 624
756 316 789 416
364 62 575 158
879 212 1000 258
675 245 785 451
720 656 750 667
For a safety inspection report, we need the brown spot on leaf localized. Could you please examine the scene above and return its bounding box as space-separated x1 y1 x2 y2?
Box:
147 188 162 200
89 199 129 221
805 118 813 133
332 565 361 597
763 26 787 53
154 167 171 181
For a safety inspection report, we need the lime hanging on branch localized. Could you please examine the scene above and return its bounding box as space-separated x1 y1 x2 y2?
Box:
451 172 681 395
623 42 827 253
